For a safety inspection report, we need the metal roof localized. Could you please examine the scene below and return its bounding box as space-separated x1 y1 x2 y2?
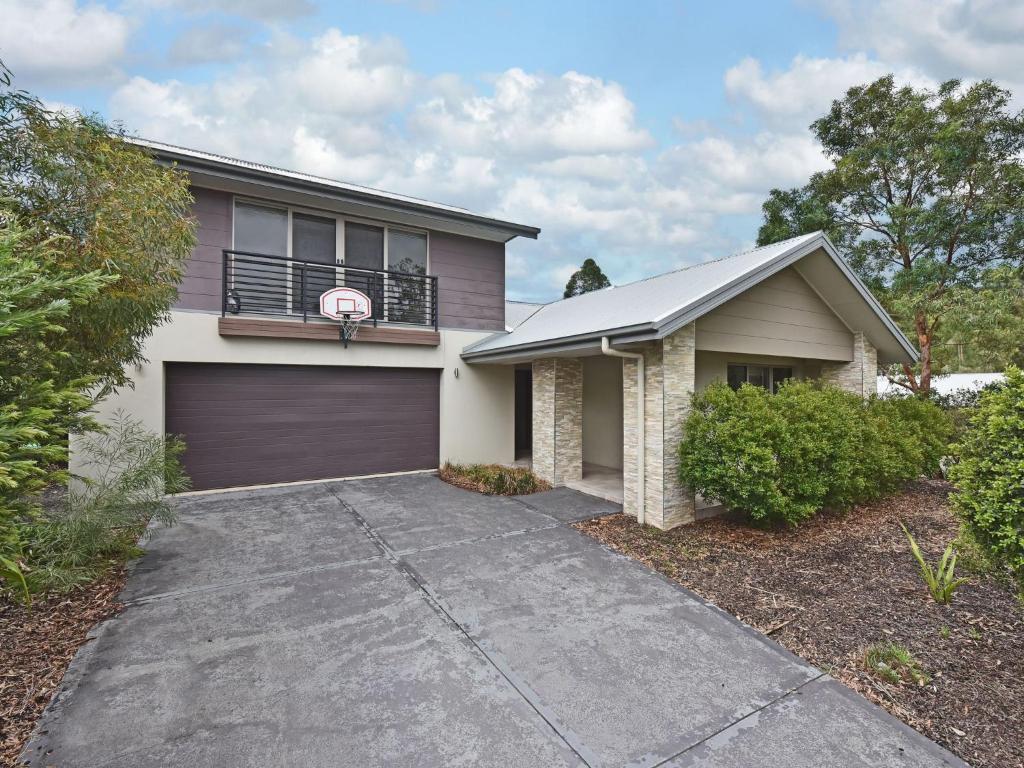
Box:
504 300 547 330
127 137 541 241
465 232 918 362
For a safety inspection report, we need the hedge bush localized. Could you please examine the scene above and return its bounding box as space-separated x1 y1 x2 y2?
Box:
948 366 1024 584
678 381 953 526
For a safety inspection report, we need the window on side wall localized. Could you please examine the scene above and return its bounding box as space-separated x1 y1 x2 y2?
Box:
727 364 794 393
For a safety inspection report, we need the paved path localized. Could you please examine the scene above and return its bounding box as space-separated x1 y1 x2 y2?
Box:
25 475 966 767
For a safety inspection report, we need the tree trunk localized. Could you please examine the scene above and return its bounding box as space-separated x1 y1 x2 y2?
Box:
916 312 933 394
899 313 933 394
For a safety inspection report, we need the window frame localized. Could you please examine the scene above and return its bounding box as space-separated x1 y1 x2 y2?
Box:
726 363 796 393
230 195 431 322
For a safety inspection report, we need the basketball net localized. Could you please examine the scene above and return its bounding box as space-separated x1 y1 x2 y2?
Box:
339 313 360 348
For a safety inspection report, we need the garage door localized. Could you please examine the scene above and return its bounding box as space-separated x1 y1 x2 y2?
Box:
165 363 440 491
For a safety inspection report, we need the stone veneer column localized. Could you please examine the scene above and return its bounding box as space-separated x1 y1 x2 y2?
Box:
820 332 878 397
660 324 697 529
621 323 696 530
531 358 582 485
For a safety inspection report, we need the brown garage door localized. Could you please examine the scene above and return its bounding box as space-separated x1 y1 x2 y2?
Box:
165 363 440 491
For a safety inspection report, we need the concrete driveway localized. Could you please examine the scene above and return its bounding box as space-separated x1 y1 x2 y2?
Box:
25 475 965 767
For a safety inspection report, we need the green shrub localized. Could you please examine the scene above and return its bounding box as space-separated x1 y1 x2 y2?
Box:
678 381 953 526
948 366 1024 585
18 413 189 594
0 220 111 599
439 461 550 496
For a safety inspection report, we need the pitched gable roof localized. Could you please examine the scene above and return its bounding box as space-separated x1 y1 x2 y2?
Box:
464 232 917 364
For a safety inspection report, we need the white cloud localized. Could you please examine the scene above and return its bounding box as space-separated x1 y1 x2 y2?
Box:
412 68 654 159
822 0 1024 83
293 30 417 115
662 132 830 193
0 0 130 84
725 53 934 129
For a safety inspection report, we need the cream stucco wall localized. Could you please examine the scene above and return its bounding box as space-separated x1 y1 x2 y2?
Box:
71 310 513 478
582 355 623 470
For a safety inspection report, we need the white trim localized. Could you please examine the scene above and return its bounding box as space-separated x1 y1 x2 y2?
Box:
168 468 438 498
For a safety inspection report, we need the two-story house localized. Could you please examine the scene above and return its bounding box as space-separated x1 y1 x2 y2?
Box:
77 139 918 531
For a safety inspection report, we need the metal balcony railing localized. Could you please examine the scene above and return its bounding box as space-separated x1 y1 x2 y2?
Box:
221 249 438 330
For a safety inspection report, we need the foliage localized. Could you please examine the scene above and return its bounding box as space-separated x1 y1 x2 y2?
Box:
900 523 967 604
757 186 854 253
935 266 1024 372
18 414 189 594
439 461 550 496
948 366 1024 585
677 381 953 526
756 76 1024 394
0 63 196 392
0 220 111 600
864 642 930 686
563 258 611 299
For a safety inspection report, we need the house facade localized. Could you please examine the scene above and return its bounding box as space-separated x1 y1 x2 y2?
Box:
75 139 538 492
77 141 917 530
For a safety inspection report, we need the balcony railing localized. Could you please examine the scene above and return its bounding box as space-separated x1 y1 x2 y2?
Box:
221 249 438 330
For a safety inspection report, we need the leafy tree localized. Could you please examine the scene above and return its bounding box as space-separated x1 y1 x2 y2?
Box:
935 265 1024 372
756 76 1024 394
563 257 611 298
0 219 111 598
0 63 196 391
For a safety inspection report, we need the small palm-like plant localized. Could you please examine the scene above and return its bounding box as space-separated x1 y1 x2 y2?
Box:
901 523 967 604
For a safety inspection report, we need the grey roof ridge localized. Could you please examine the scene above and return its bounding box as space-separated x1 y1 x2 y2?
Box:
461 232 822 356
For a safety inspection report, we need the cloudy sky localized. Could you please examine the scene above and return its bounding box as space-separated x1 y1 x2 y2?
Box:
2 0 1022 300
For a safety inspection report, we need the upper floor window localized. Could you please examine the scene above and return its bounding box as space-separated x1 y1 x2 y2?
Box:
230 199 430 323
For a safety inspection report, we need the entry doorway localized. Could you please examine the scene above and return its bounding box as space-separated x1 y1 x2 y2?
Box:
514 367 532 461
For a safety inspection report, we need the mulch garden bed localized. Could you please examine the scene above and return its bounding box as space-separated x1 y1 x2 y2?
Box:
0 569 127 767
575 480 1023 768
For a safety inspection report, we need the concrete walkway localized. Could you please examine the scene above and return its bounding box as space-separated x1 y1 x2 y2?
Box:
25 475 966 767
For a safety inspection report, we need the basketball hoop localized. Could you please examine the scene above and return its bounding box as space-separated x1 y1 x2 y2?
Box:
319 287 372 349
338 313 360 348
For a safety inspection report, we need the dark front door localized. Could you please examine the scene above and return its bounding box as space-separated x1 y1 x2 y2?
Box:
165 363 440 491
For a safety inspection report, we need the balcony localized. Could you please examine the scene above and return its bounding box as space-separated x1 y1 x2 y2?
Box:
221 249 438 330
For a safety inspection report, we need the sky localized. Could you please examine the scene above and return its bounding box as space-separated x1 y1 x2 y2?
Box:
2 0 1023 301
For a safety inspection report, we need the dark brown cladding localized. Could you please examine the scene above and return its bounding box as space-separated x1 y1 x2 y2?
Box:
174 188 507 331
175 187 232 312
429 231 505 331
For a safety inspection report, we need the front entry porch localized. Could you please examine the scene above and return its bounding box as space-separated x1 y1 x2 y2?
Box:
565 462 623 504
520 322 878 531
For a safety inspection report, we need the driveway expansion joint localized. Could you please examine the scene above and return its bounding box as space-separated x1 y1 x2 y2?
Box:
327 485 599 767
648 672 828 768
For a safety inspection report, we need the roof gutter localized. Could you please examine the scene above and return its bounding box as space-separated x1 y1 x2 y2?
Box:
461 322 657 362
601 337 644 526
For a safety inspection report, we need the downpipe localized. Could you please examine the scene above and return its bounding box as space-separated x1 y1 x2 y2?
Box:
601 337 644 525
